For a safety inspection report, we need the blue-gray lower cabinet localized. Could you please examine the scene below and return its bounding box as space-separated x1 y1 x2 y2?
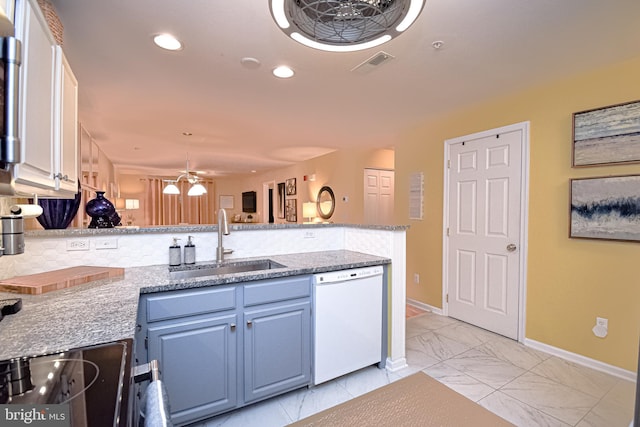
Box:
138 275 312 426
147 312 238 425
244 300 311 403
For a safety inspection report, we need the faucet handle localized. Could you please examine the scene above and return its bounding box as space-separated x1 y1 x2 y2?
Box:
224 249 233 255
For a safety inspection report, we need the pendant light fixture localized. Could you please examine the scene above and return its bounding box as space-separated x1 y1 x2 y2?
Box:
270 0 425 52
162 158 207 196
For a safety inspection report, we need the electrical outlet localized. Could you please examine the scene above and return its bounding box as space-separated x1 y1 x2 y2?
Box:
95 238 118 249
66 239 89 251
303 231 316 239
414 273 420 284
596 317 608 329
593 317 608 338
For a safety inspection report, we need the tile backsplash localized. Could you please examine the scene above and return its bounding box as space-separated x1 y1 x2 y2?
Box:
0 226 402 279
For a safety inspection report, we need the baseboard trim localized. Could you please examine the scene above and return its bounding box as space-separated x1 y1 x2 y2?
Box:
385 357 408 372
524 338 637 382
407 298 443 315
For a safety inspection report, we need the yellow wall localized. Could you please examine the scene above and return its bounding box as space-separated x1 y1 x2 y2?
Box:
216 148 394 224
396 56 640 371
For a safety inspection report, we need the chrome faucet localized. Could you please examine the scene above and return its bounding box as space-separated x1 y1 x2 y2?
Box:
216 208 233 262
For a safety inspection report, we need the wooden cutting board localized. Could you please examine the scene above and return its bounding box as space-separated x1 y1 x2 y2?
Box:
0 266 125 295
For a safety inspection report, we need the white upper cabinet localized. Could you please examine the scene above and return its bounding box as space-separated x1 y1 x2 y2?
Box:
14 0 56 191
13 0 78 197
53 46 78 193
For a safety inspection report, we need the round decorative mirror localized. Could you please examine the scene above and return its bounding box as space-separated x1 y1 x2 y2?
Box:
316 186 335 220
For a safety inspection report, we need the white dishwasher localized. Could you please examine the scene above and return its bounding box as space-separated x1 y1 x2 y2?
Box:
313 265 384 385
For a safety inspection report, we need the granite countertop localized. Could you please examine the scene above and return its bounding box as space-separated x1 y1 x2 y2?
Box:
24 223 408 237
0 250 390 360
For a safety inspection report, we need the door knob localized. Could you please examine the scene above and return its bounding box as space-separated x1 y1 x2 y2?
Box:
506 244 517 252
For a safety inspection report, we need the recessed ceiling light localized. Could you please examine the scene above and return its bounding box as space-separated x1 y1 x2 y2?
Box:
153 33 182 51
273 65 294 79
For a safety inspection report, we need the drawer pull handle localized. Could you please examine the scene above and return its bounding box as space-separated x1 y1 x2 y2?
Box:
230 323 236 331
247 320 252 327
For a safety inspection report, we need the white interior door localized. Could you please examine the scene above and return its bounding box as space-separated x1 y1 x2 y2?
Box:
445 124 527 340
364 169 394 224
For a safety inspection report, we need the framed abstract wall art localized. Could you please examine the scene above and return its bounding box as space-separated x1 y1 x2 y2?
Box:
286 178 297 196
572 100 640 167
285 198 297 222
570 174 640 242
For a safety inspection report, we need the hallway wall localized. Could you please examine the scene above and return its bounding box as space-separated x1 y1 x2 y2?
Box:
396 56 640 371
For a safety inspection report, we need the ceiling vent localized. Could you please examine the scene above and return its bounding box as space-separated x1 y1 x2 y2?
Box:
350 51 395 74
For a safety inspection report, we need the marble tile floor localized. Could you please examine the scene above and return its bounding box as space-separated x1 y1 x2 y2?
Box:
192 311 636 427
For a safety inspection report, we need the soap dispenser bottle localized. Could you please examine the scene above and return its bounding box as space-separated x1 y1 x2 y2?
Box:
184 235 196 264
169 238 181 266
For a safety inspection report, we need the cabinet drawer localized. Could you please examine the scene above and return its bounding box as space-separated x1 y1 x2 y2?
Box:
244 276 310 307
146 286 236 322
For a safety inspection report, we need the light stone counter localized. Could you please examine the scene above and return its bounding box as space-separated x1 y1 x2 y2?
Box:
24 222 407 237
0 250 390 360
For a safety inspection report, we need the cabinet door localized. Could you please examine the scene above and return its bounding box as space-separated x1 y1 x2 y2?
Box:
148 313 238 425
244 301 311 403
53 46 78 193
14 0 56 190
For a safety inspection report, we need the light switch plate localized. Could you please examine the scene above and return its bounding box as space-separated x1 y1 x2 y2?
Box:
95 238 118 249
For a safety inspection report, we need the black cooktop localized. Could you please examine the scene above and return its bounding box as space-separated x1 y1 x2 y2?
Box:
0 339 133 427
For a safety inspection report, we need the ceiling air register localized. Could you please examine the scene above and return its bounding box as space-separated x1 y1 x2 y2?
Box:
270 0 425 52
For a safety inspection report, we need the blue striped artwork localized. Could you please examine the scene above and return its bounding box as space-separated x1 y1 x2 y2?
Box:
573 100 640 166
570 175 640 242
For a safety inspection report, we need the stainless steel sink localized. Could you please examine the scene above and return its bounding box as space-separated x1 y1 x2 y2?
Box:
169 259 286 280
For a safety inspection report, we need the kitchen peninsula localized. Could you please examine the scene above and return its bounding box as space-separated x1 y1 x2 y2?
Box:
0 223 408 370
0 250 389 358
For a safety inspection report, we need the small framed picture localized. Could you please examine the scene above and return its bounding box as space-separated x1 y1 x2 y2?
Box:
570 174 640 242
286 178 297 196
285 199 297 222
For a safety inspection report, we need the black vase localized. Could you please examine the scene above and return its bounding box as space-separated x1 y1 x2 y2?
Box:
34 191 82 230
86 191 121 228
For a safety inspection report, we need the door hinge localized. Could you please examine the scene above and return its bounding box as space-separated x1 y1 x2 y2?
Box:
446 227 450 236
447 160 451 169
446 294 449 303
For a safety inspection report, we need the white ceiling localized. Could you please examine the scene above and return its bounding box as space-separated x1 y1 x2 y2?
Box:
48 0 640 178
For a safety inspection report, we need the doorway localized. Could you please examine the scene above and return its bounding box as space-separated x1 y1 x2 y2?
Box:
442 122 529 341
364 168 394 224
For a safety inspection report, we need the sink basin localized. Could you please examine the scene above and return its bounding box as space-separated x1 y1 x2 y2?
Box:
169 259 286 280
